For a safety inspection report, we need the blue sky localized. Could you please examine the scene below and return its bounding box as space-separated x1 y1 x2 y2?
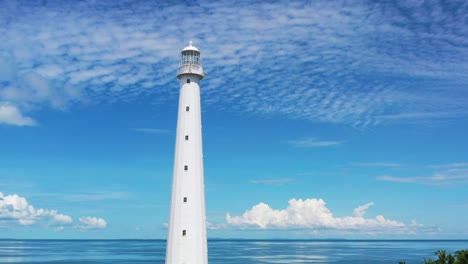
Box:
1 0 467 239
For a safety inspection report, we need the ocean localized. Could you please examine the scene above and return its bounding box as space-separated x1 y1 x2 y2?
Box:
1 239 467 263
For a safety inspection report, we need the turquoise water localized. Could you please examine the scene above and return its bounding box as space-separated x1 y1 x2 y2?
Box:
1 239 467 263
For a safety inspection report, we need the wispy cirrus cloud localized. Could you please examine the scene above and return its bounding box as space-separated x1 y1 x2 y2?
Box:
377 167 468 186
427 162 468 169
352 161 468 186
352 162 401 168
63 191 133 202
132 128 171 134
250 178 295 186
288 138 343 148
1 1 468 126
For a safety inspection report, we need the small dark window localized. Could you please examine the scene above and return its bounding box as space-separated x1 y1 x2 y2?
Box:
183 197 187 203
185 135 189 140
186 106 190 112
187 79 190 83
182 230 186 236
184 165 188 171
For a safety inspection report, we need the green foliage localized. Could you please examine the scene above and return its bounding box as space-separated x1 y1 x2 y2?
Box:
455 250 468 264
401 249 468 264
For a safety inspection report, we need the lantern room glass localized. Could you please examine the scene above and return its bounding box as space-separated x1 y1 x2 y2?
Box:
181 50 201 66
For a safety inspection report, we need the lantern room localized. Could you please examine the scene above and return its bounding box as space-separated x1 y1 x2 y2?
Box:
180 41 201 66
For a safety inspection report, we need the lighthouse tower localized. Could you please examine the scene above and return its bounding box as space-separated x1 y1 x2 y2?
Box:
166 42 208 264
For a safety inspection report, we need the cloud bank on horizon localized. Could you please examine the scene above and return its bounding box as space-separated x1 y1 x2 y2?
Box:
0 192 107 231
1 0 468 126
226 198 434 235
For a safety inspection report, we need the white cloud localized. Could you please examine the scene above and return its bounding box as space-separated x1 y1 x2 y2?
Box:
132 128 171 134
49 211 73 224
64 191 132 202
377 175 415 183
250 178 295 186
428 162 468 169
0 192 72 226
206 221 225 230
0 192 106 231
0 103 36 126
288 138 343 148
226 198 419 234
352 162 401 168
36 65 64 78
79 216 107 229
377 169 468 186
353 202 374 217
69 67 113 84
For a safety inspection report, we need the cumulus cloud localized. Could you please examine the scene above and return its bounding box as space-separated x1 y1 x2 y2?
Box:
0 192 108 231
0 103 36 126
1 1 467 126
226 198 422 234
353 202 375 217
79 216 107 229
0 192 72 226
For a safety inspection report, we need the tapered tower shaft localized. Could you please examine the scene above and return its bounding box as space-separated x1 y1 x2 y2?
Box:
166 42 208 264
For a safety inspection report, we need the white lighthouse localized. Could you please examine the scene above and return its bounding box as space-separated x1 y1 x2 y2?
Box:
165 42 208 264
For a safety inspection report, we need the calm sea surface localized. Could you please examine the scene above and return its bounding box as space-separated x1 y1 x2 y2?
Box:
1 239 467 263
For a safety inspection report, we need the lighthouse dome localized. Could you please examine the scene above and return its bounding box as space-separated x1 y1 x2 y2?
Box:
182 41 199 52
